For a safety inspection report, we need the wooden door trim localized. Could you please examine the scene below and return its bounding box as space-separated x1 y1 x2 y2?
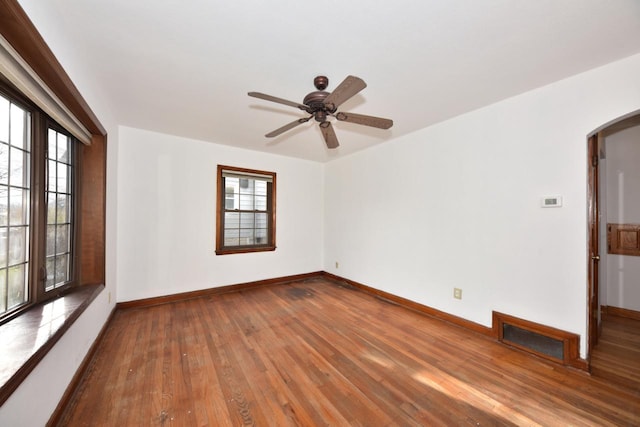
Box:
586 111 640 366
587 133 599 363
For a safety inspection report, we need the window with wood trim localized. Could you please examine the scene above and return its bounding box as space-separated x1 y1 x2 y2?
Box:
0 82 77 323
216 165 276 255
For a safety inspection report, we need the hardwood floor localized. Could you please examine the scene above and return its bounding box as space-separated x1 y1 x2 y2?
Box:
57 279 640 426
591 313 640 391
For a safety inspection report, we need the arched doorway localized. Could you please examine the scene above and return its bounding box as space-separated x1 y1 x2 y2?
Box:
587 110 640 389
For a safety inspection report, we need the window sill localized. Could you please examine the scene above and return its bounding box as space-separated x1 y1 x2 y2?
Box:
0 284 104 406
215 245 276 255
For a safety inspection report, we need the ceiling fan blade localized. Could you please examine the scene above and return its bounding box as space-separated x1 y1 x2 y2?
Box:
319 122 339 149
265 117 311 137
323 75 367 110
335 111 393 129
248 92 308 110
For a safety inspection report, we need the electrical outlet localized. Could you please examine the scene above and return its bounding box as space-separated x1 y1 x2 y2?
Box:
335 261 339 269
453 288 462 300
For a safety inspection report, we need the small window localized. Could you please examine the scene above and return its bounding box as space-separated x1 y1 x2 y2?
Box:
216 165 276 255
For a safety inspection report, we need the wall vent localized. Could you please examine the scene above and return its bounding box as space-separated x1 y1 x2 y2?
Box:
502 323 564 360
493 311 580 367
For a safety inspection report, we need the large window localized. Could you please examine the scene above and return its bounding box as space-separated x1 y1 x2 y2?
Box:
216 165 276 255
0 85 77 322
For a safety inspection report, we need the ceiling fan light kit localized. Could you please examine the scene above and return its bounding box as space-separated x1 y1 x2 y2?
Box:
248 75 393 149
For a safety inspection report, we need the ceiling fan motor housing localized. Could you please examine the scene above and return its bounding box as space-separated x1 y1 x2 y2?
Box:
303 75 337 120
303 91 331 109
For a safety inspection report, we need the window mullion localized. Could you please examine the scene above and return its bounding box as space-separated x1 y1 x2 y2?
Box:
30 111 46 302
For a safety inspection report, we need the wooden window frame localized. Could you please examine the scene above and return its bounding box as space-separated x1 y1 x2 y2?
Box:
43 121 78 293
215 165 276 255
0 79 80 323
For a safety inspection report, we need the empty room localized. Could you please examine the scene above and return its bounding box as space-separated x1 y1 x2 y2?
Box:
1 0 640 425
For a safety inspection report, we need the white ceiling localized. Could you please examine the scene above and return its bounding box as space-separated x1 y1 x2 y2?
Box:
19 0 640 162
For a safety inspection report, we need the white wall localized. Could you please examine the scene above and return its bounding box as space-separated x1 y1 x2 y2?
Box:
116 126 324 302
605 125 640 311
324 53 640 359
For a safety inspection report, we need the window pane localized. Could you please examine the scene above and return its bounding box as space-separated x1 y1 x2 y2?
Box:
57 194 69 224
47 193 56 224
45 257 55 290
240 179 254 195
224 212 239 228
0 227 6 266
57 164 68 193
240 212 255 229
7 264 26 309
239 193 254 210
57 134 69 163
48 128 56 156
0 187 7 226
9 187 28 226
240 228 254 245
0 96 8 144
46 224 56 256
8 226 27 264
0 143 8 185
224 228 239 247
48 159 56 192
0 269 6 313
255 195 267 211
56 224 69 254
10 147 28 188
225 185 235 210
55 254 69 284
9 105 25 149
255 213 267 229
254 180 267 196
255 228 267 244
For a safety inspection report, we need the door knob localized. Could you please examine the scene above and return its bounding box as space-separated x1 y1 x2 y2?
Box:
592 255 600 261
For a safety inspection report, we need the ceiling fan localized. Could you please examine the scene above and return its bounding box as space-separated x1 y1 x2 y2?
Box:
248 75 393 149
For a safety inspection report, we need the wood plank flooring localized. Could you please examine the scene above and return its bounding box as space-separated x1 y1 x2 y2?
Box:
591 313 640 391
57 279 640 426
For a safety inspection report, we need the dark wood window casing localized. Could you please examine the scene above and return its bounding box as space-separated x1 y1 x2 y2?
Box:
0 83 82 322
216 165 276 255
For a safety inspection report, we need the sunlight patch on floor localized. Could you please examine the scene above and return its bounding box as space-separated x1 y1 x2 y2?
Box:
412 367 542 426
